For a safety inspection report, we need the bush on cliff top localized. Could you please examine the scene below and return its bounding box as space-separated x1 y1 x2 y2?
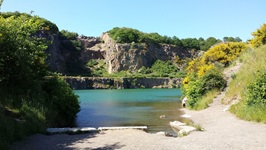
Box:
108 27 224 50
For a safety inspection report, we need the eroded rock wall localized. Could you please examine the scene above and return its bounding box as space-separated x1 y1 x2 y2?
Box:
64 77 182 90
44 32 196 75
100 33 196 74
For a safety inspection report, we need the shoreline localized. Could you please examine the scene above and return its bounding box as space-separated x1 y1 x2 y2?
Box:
11 62 266 150
11 102 266 150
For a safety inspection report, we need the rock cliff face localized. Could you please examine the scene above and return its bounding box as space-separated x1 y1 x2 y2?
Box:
64 77 182 89
40 31 89 75
100 33 195 74
45 32 196 75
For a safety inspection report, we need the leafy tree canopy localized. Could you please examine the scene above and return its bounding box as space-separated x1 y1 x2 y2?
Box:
108 27 224 51
0 12 79 127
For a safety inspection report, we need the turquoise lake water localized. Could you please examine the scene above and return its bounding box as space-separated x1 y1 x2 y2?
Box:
75 89 189 134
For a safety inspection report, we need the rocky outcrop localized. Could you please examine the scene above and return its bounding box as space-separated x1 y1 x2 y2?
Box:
38 31 89 74
78 36 105 64
64 77 182 89
101 33 196 74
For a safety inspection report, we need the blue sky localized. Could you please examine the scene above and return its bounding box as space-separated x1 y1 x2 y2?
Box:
2 0 266 41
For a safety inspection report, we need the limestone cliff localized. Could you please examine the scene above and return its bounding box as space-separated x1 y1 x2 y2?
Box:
45 32 197 75
77 33 196 74
40 31 90 75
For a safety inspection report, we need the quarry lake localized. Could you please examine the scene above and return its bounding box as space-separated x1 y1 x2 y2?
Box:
75 89 189 134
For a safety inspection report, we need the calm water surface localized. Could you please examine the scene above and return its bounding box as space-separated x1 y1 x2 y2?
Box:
75 89 189 134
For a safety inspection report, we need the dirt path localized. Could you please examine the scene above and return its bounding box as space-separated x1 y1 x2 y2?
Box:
11 63 266 150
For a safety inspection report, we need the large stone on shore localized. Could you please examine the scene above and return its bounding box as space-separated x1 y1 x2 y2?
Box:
170 121 196 137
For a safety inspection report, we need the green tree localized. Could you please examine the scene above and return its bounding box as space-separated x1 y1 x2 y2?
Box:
0 15 48 100
172 36 183 47
181 38 200 50
0 12 79 125
234 37 242 42
223 36 242 43
60 30 79 40
200 37 221 51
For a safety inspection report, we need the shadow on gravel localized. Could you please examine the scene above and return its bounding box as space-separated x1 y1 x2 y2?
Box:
91 142 125 150
11 132 125 150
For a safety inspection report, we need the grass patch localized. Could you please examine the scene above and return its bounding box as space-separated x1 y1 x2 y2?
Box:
230 101 266 123
226 45 266 102
187 89 220 110
0 104 46 149
186 122 205 131
226 45 266 123
178 131 188 137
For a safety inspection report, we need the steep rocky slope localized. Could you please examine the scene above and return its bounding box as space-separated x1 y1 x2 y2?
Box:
45 32 197 75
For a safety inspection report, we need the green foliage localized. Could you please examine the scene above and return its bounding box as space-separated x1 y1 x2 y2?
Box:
108 27 223 51
184 67 226 109
230 101 266 123
60 30 79 40
87 59 183 78
86 59 99 67
186 79 204 108
200 37 221 51
0 13 48 104
108 27 141 43
60 30 82 51
181 38 200 50
87 60 108 77
42 77 80 127
150 60 180 77
183 41 245 108
0 103 46 149
223 36 242 42
246 71 266 106
225 44 266 122
1 12 58 34
186 122 205 131
200 67 226 92
0 12 80 147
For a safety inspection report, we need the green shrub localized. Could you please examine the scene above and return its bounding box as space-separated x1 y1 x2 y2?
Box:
187 80 204 108
0 12 81 148
246 71 266 106
87 60 99 67
42 77 80 127
60 30 79 40
200 67 226 93
186 67 226 109
108 27 221 50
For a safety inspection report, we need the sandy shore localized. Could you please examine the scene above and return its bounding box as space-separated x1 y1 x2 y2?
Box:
11 64 266 150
